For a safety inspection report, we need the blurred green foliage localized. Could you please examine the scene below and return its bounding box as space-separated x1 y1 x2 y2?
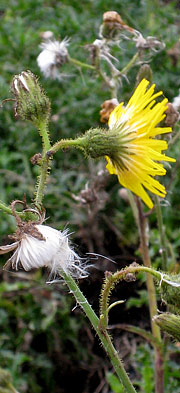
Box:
0 0 180 392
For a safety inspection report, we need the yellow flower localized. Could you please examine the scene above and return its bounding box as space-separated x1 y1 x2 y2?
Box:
106 79 175 209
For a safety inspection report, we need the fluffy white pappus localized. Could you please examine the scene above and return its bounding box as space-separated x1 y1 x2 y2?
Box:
37 38 70 80
2 225 88 279
172 94 180 111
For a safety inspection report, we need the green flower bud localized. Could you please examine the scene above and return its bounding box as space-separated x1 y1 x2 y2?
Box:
0 367 11 387
12 70 51 125
154 313 180 341
160 274 180 310
136 64 153 85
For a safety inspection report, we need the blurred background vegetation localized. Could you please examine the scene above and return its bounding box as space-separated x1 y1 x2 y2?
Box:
0 0 180 392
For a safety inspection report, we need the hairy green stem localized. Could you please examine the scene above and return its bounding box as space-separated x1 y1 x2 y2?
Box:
49 136 87 155
34 156 51 206
100 264 162 329
154 196 168 271
61 271 137 393
34 120 51 205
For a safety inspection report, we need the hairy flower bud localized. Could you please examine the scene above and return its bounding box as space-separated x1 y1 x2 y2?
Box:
154 313 180 341
12 70 51 124
160 273 180 309
136 64 153 85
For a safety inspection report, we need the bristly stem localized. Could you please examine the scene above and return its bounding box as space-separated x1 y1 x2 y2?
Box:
100 264 162 329
34 120 51 206
61 271 137 393
48 136 87 155
154 196 168 271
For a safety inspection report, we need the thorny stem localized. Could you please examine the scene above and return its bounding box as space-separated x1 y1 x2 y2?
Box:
136 198 164 393
154 196 168 271
61 271 137 393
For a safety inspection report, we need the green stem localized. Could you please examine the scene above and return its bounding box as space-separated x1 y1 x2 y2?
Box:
34 155 51 206
69 57 95 70
0 201 14 216
168 127 180 146
34 120 51 206
120 53 139 75
0 201 37 221
154 196 168 271
35 120 51 151
100 265 162 329
61 271 137 393
49 136 87 155
108 323 162 349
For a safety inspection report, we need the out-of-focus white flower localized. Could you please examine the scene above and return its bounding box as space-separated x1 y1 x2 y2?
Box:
37 38 70 80
40 31 54 40
1 224 87 279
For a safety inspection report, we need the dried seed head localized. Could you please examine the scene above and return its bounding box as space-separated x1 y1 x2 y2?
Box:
164 103 179 127
100 98 119 123
101 11 134 39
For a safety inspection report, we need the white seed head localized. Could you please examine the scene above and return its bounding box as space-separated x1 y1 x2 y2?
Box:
37 38 70 80
1 225 88 279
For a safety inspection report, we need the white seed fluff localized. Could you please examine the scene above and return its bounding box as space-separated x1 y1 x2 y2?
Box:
37 38 69 80
2 225 87 279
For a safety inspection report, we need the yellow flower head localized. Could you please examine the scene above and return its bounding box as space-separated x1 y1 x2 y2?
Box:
106 79 175 209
